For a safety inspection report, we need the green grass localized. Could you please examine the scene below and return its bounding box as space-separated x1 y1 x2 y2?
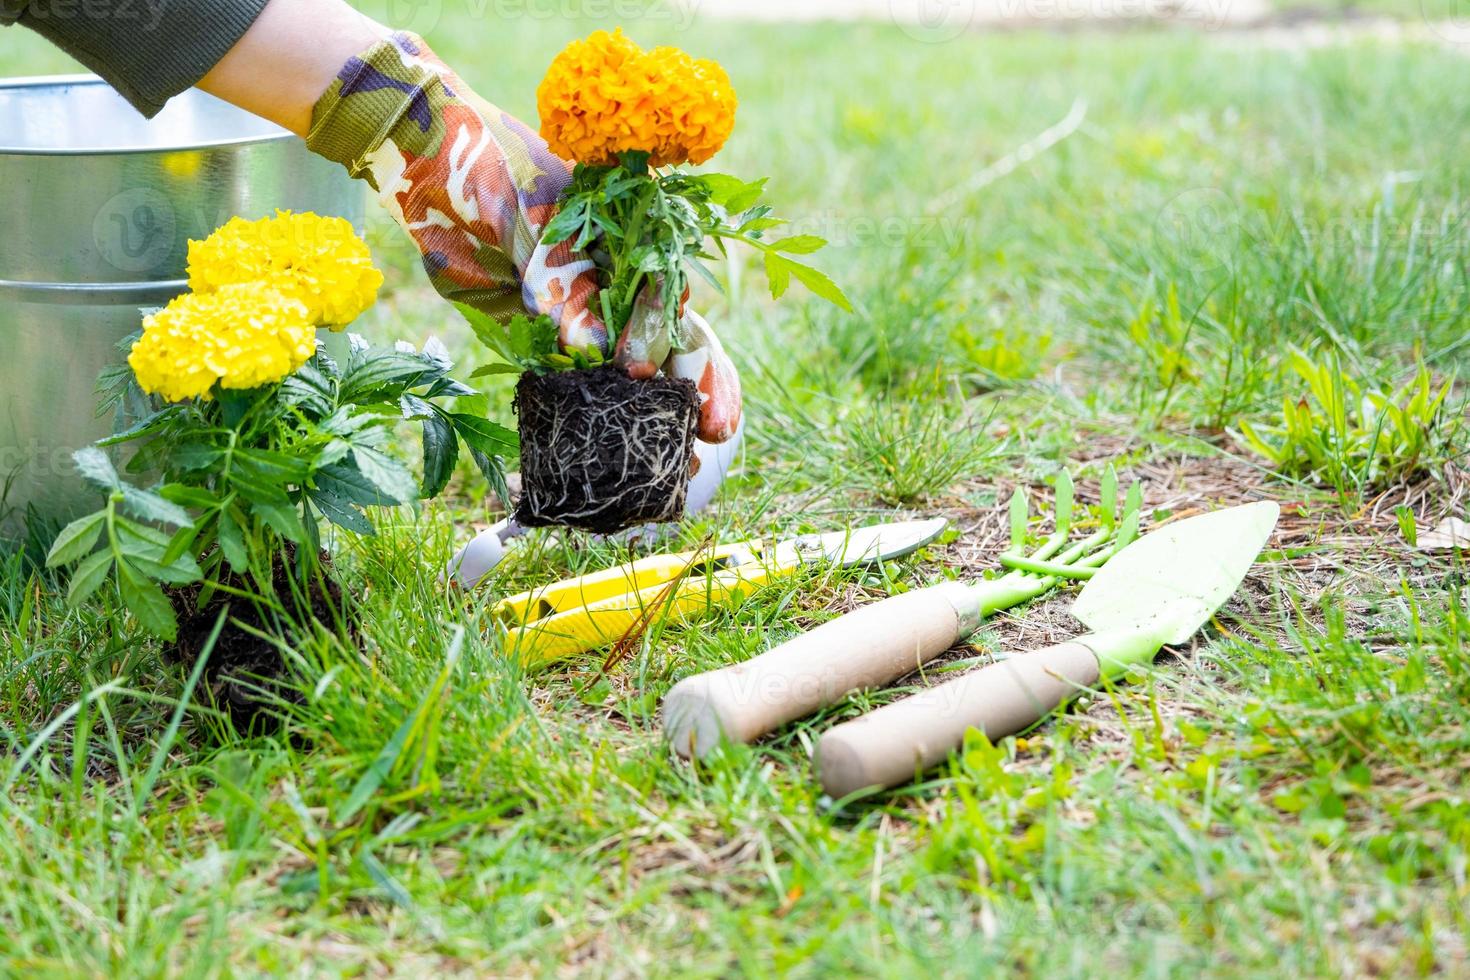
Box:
4 6 1470 976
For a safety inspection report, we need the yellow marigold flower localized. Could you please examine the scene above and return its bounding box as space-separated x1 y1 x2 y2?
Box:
128 284 316 402
186 211 382 329
537 29 737 168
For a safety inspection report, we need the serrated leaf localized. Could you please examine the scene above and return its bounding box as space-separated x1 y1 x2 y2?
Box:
464 448 511 510
115 518 171 557
309 488 376 535
425 376 476 398
158 485 220 510
400 392 436 420
420 414 458 499
120 485 193 527
469 362 523 379
68 549 113 606
770 234 827 255
316 464 396 507
73 447 120 491
701 173 768 213
451 414 519 458
217 507 248 573
783 258 853 312
738 215 784 236
95 407 179 447
251 500 305 543
128 551 202 585
353 447 417 504
47 512 105 568
117 559 177 641
456 303 518 364
763 250 792 300
340 350 430 399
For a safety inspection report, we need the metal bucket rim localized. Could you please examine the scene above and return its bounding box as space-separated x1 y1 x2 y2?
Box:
0 74 297 156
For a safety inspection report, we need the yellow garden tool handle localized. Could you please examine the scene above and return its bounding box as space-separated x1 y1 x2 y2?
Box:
662 583 976 759
504 563 775 666
495 543 755 625
815 641 1102 798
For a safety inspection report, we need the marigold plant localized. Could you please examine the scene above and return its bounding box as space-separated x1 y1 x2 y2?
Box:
186 211 383 327
530 30 848 347
49 218 515 641
129 284 315 402
537 29 736 168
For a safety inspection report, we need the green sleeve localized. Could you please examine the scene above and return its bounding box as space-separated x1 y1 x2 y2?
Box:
0 0 271 118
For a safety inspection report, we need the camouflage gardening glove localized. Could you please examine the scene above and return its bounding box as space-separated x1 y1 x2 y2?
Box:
307 32 742 443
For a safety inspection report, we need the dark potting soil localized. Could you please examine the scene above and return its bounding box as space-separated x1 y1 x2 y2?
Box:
166 550 351 727
514 367 700 535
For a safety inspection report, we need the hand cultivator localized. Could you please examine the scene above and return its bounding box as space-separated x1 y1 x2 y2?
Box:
661 470 1144 759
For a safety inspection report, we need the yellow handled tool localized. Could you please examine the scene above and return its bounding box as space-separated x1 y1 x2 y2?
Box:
496 519 948 666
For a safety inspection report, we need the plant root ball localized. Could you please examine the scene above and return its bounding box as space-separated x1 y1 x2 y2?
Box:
514 367 700 534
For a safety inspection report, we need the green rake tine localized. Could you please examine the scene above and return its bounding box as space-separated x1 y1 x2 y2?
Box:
1053 471 1074 536
1122 480 1143 527
999 554 1100 580
1114 495 1142 550
1006 487 1027 555
1099 465 1118 529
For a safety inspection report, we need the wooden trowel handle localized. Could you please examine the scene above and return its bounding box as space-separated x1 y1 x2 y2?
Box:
816 641 1102 798
662 583 978 759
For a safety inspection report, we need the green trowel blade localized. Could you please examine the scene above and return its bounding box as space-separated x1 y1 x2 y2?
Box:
1070 501 1280 643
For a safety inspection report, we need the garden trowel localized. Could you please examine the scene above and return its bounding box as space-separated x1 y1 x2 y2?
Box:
816 500 1279 798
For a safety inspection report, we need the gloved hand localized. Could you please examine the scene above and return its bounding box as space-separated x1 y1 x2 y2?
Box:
306 31 741 443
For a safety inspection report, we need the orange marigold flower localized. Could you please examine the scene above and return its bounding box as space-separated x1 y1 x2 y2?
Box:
537 29 737 168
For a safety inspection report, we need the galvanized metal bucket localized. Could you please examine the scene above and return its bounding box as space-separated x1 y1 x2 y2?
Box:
0 75 365 539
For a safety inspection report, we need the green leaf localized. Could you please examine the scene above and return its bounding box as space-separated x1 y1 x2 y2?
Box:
115 518 172 557
251 500 306 543
456 304 516 363
507 313 559 363
763 250 792 301
67 550 113 606
400 392 436 420
316 464 397 507
128 551 203 586
340 350 430 398
158 485 221 510
116 559 177 641
309 488 375 535
468 448 513 509
73 447 120 491
738 215 784 236
353 447 418 504
217 507 248 573
469 362 524 379
540 199 590 247
120 485 193 527
95 406 180 447
451 414 519 458
783 258 853 312
420 414 459 499
769 234 827 255
46 512 105 568
701 173 768 213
